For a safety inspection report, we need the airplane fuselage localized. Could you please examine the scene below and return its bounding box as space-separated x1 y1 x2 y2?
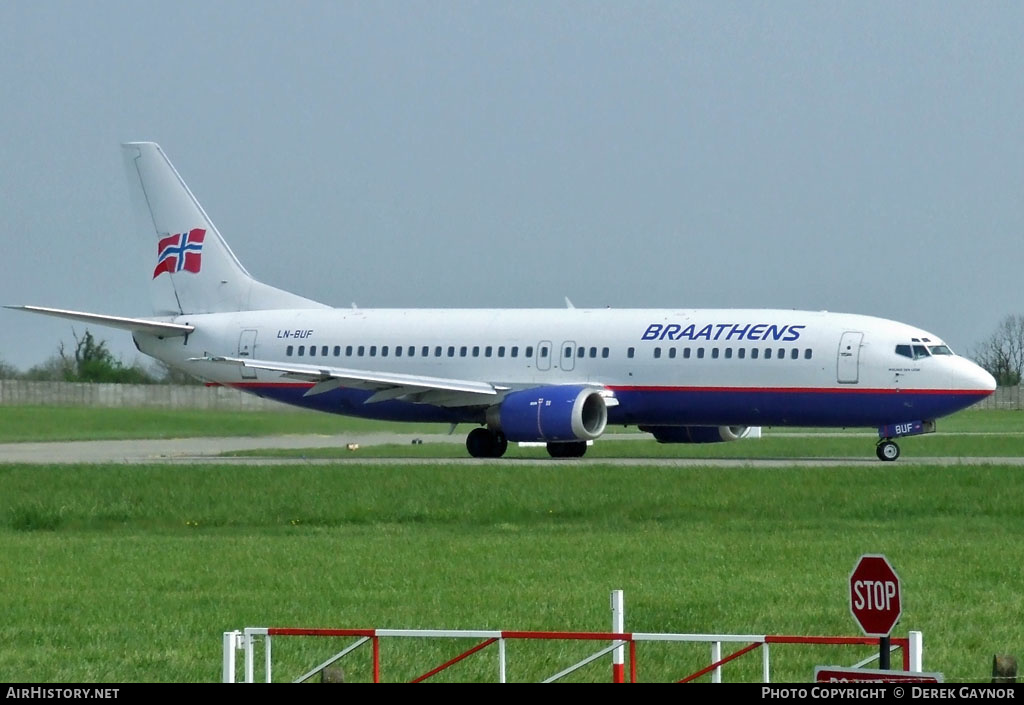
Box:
136 307 993 430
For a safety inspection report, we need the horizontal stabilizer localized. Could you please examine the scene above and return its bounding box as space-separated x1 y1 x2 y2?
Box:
6 305 194 336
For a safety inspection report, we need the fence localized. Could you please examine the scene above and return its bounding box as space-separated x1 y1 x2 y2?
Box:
0 380 296 411
223 626 923 683
974 385 1024 410
223 590 927 683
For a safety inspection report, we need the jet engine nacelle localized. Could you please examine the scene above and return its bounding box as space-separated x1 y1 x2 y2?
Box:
640 425 753 444
487 385 608 443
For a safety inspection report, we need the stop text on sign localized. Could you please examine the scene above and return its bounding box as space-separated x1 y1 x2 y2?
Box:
852 579 898 611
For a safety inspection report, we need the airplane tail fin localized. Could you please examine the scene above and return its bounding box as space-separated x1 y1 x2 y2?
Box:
121 142 327 316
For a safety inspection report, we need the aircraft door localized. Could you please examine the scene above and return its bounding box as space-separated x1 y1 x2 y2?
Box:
238 329 258 380
837 331 863 384
560 340 576 372
536 340 552 371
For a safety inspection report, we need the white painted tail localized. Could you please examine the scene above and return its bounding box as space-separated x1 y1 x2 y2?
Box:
121 142 327 316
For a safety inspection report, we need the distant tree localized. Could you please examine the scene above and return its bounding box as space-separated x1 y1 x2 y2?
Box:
23 354 70 381
55 330 158 384
0 357 19 379
973 314 1024 387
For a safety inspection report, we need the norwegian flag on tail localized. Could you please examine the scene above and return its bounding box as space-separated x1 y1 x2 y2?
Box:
153 228 206 278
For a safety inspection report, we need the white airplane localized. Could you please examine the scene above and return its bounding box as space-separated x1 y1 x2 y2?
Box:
9 142 996 461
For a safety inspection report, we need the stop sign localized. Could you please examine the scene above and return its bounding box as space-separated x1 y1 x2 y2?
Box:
849 554 901 637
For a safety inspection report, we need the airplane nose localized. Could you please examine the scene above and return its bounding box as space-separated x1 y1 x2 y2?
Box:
954 358 996 394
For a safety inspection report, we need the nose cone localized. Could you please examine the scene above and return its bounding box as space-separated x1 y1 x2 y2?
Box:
952 357 997 394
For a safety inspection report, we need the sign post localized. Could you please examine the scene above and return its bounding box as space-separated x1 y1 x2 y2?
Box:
849 554 902 669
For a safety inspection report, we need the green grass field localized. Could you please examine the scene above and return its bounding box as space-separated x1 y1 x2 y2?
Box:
0 407 1022 683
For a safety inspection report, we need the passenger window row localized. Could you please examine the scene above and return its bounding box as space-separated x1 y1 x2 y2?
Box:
284 344 547 359
628 346 813 361
283 343 812 362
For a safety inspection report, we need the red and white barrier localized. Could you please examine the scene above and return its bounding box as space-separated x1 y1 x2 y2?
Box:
222 590 924 683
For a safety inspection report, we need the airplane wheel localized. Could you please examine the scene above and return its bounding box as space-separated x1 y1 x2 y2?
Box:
876 440 900 462
466 428 508 458
547 441 587 458
466 428 493 458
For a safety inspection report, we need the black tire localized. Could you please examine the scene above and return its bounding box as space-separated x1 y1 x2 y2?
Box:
876 440 900 462
466 428 493 458
467 428 508 458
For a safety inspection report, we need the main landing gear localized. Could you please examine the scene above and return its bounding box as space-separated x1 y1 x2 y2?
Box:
465 429 590 459
875 439 900 462
466 428 508 458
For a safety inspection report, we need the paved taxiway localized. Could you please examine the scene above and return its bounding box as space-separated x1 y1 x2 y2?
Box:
1 433 1020 466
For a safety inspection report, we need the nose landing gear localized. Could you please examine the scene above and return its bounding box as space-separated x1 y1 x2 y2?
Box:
875 439 900 462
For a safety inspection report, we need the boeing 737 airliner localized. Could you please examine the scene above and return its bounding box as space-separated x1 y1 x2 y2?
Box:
8 143 996 460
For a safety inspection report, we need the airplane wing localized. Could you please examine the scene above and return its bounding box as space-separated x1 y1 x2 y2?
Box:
193 355 509 407
5 305 194 336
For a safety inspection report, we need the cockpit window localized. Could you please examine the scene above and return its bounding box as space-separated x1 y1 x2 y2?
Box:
928 345 953 355
896 344 932 360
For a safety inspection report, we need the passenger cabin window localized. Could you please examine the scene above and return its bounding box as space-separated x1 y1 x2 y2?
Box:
512 346 520 357
358 345 365 356
309 346 316 357
298 345 306 356
381 346 388 357
460 346 467 357
472 346 480 357
485 346 493 357
333 346 341 357
590 347 597 358
566 346 574 358
498 346 506 357
724 348 732 359
627 347 635 359
346 345 353 356
764 348 771 359
539 346 549 358
447 346 455 357
395 346 402 357
286 345 294 356
790 348 799 360
683 348 691 359
653 347 661 359
525 346 533 357
711 348 719 359
751 348 758 359
804 349 812 360
321 346 328 356
737 348 745 359
668 347 676 359
602 347 609 358
577 346 584 358
697 348 705 359
370 346 377 357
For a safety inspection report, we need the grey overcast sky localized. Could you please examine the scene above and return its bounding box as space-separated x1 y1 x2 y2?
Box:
1 1 1021 371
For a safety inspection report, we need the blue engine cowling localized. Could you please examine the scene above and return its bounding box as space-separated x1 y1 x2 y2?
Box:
486 385 608 442
639 425 752 444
